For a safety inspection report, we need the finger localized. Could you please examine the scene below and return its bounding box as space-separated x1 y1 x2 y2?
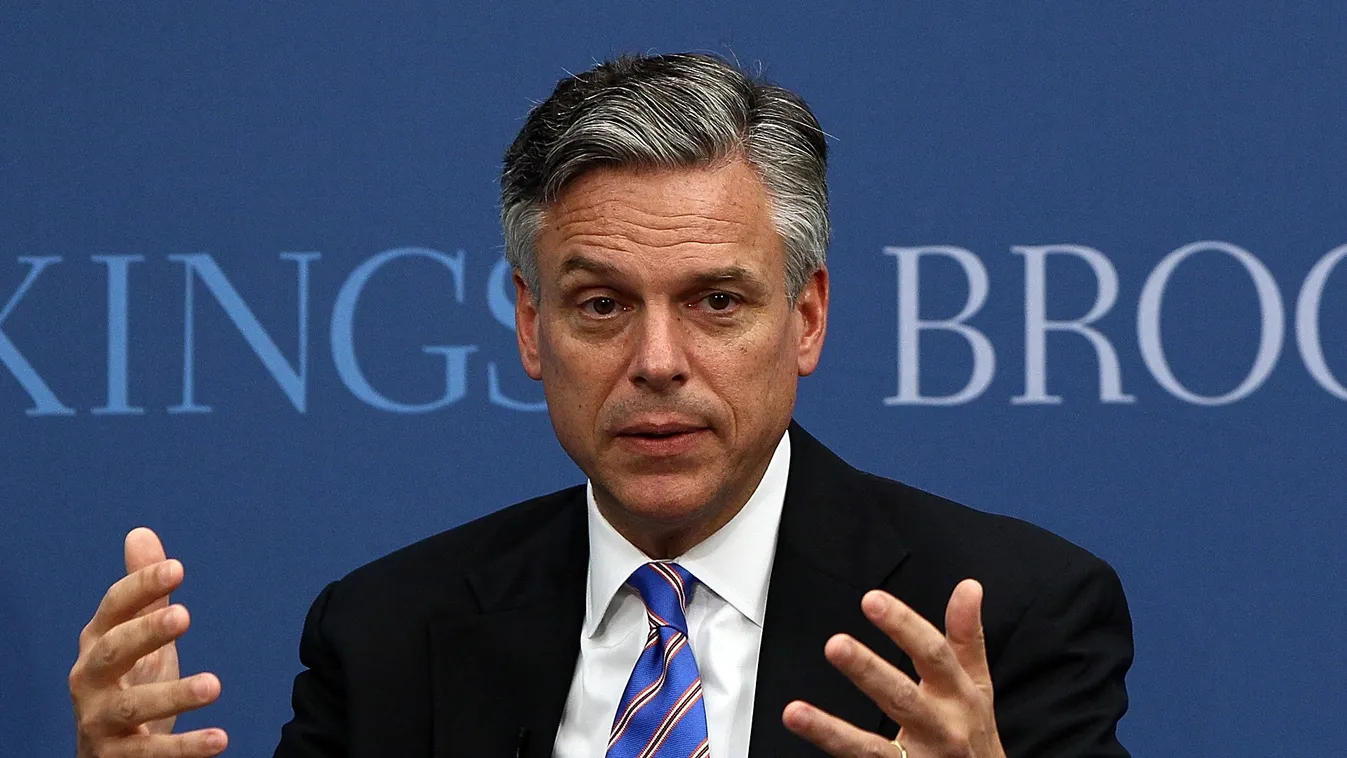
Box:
125 527 172 614
782 700 900 757
96 673 221 732
823 633 940 729
84 605 189 683
862 590 966 693
86 560 183 640
105 728 228 758
125 527 168 574
945 579 992 690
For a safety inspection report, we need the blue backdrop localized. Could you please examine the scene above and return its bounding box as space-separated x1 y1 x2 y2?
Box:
4 3 1345 755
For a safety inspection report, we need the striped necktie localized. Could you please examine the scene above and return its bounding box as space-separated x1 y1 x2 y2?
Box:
607 562 711 758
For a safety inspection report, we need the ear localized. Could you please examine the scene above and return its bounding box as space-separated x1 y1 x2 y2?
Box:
795 267 829 377
514 272 543 380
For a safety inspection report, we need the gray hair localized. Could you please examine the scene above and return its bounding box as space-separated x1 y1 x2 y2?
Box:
500 52 829 302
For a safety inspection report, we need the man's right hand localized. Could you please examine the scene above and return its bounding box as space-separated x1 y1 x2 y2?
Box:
69 527 228 757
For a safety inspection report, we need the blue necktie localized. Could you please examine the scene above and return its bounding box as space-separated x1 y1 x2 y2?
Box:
607 562 711 758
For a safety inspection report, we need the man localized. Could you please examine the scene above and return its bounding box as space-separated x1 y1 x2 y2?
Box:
69 53 1132 757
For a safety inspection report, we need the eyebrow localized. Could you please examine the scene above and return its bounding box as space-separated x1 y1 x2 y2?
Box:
559 255 622 278
558 255 769 292
688 265 769 292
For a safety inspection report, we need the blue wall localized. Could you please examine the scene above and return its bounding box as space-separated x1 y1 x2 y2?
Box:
3 3 1345 755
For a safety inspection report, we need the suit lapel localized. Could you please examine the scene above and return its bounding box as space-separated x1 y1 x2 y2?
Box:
749 424 912 756
429 492 588 758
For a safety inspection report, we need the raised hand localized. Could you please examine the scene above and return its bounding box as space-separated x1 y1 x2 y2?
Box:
783 579 1006 757
69 527 228 757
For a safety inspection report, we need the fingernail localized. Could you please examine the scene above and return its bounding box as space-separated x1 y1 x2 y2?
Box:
828 635 853 660
862 591 885 618
192 675 213 699
205 730 227 749
162 605 184 631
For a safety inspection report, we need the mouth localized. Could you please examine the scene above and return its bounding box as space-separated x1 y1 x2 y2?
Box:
617 422 706 437
613 421 711 456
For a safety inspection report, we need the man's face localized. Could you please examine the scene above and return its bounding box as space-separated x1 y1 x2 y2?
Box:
514 158 828 552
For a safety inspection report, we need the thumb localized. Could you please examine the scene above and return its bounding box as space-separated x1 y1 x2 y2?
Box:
125 526 168 574
945 579 992 691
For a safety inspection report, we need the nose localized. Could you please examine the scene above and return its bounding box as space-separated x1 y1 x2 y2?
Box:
629 305 689 392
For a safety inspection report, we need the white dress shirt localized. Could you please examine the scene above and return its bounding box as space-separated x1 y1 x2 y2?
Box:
552 431 791 758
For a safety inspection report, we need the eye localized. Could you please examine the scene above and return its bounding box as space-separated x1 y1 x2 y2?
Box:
580 296 622 317
695 292 740 314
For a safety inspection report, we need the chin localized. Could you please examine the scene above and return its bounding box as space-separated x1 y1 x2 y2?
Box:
604 472 721 526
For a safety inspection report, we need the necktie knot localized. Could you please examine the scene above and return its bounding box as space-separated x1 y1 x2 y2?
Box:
627 562 697 635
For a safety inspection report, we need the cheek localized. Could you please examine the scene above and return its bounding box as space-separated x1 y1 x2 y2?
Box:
699 326 798 404
539 323 627 415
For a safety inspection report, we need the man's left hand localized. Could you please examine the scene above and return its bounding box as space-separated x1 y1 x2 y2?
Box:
782 579 1007 758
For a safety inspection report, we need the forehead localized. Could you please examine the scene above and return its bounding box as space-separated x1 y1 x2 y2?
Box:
535 159 783 278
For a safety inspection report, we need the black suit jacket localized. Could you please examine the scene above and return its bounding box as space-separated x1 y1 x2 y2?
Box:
274 424 1132 757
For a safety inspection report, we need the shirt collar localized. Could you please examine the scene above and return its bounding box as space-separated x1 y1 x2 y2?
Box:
584 430 791 638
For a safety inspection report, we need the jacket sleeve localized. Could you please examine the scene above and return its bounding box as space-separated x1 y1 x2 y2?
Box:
991 554 1134 758
273 582 348 758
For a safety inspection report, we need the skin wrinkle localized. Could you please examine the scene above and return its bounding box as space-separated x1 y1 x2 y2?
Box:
548 205 754 245
562 233 745 253
513 159 828 558
553 206 753 229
